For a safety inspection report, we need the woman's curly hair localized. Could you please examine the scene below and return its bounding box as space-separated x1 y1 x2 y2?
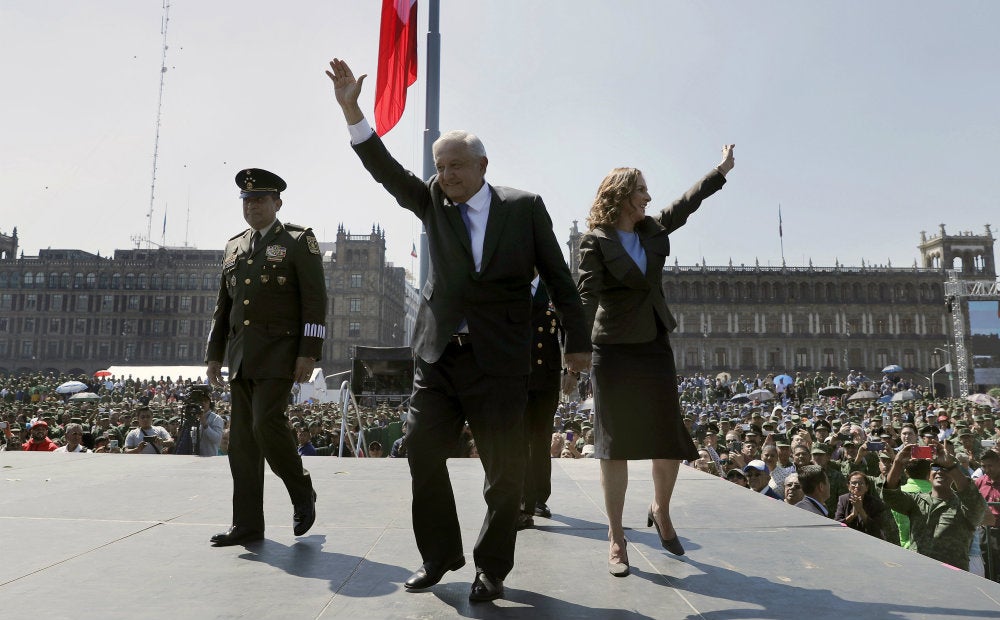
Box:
586 167 643 230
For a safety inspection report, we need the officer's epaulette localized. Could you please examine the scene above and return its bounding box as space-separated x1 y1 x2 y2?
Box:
228 229 251 241
283 222 307 232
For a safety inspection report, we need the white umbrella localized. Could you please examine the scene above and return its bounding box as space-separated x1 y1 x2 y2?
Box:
747 388 774 402
56 381 88 394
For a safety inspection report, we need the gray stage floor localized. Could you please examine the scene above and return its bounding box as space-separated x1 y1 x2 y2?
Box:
2 453 999 620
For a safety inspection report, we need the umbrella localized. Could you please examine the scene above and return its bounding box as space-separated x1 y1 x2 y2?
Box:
877 395 892 404
966 393 1000 408
56 381 88 394
94 370 112 378
891 389 920 402
773 374 794 386
818 385 848 397
881 364 904 374
747 388 774 402
68 392 100 402
730 394 750 403
715 372 732 383
847 390 879 402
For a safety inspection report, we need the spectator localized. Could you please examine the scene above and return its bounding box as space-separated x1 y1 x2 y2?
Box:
297 428 317 457
974 450 1000 580
53 422 88 453
783 473 804 505
22 420 58 452
744 460 782 500
124 408 173 454
880 444 986 571
834 471 888 539
795 465 831 517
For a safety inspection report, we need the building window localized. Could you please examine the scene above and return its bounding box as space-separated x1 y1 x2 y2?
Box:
151 274 162 289
46 341 59 358
74 273 84 288
25 294 37 310
23 272 33 287
23 318 36 333
202 274 214 290
0 318 8 332
875 350 889 369
900 319 914 334
76 294 89 312
124 343 135 361
821 321 834 334
100 319 113 335
740 347 755 368
902 349 916 369
0 294 12 310
685 348 699 368
794 348 809 368
51 294 63 311
822 348 836 368
127 295 139 311
86 273 97 288
350 274 363 288
72 341 84 359
153 296 166 312
350 298 362 312
348 322 361 337
0 341 6 355
99 342 111 358
48 318 61 333
111 273 121 289
21 340 34 356
152 320 165 336
102 295 114 312
138 274 148 290
151 343 163 359
178 320 190 336
713 348 728 368
124 274 135 290
178 343 189 358
180 296 192 313
74 318 87 334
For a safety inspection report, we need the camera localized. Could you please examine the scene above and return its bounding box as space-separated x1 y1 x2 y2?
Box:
982 439 997 449
911 445 933 460
866 441 885 451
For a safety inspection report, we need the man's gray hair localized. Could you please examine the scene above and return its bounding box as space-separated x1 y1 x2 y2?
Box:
64 422 83 436
433 130 487 159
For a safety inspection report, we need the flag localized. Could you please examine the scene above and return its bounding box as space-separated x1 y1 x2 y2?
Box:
410 242 417 258
375 0 418 136
778 204 783 238
162 207 167 237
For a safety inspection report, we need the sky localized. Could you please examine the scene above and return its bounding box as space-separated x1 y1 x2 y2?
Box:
3 1 999 280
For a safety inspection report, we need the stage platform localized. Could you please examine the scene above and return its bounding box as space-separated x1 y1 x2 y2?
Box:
2 453 999 620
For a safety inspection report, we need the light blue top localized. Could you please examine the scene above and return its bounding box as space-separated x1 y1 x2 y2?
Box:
617 229 647 275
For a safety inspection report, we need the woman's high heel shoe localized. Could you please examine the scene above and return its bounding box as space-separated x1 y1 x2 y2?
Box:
608 538 630 577
648 507 685 556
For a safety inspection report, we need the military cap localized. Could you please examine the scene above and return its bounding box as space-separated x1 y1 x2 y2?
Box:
236 168 286 198
812 442 833 455
813 420 832 433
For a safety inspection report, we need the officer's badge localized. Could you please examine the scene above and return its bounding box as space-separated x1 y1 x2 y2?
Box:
229 275 236 288
306 235 320 255
277 276 287 285
260 275 269 284
266 245 286 262
223 254 238 270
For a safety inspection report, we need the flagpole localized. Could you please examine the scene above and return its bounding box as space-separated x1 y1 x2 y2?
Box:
778 204 785 267
419 0 441 290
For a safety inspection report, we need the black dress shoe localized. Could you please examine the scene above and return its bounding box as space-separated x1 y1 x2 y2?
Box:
515 513 534 531
293 490 317 536
403 555 466 590
648 506 684 556
210 526 264 547
469 570 504 602
533 502 552 518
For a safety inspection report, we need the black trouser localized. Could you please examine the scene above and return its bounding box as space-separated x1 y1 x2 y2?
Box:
982 526 1000 582
407 343 527 580
522 374 561 513
228 377 313 531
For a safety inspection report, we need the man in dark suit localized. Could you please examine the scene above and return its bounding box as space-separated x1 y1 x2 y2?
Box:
327 58 591 602
205 168 327 547
518 277 565 529
794 464 831 517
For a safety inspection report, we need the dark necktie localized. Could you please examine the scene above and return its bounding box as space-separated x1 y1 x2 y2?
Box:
250 231 261 254
457 203 472 239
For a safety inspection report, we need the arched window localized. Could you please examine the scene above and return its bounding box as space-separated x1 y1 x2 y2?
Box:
35 272 45 288
124 273 135 290
151 274 161 289
137 274 148 290
74 273 84 288
61 272 71 288
86 273 97 288
23 272 33 287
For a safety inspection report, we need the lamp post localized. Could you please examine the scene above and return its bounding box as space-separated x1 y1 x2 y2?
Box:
931 346 952 398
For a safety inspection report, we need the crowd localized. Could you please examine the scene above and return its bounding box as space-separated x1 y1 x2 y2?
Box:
5 368 999 579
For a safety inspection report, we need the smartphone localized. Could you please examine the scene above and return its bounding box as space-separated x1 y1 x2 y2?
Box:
566 431 574 442
740 424 751 432
866 441 885 451
0 421 7 430
837 432 852 441
982 439 997 449
911 445 933 460
109 439 119 449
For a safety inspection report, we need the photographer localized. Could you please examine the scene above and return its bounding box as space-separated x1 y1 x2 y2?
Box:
124 407 173 454
174 387 224 457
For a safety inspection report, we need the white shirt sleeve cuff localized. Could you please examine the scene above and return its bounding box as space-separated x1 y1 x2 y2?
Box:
348 118 375 145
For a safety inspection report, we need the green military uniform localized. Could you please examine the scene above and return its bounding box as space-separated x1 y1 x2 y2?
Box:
205 168 327 536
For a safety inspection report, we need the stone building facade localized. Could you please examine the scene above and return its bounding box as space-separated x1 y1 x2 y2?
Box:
0 224 410 376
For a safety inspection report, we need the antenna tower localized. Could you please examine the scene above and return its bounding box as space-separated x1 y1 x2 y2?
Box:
145 0 171 248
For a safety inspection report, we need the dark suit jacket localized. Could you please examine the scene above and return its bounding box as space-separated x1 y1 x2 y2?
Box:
353 135 589 376
577 170 726 343
834 492 887 538
795 496 829 517
206 220 327 380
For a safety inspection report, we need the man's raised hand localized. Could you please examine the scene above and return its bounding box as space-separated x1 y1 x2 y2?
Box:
326 58 366 124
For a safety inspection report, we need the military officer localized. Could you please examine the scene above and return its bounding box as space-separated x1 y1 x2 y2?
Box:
518 276 566 529
206 168 327 547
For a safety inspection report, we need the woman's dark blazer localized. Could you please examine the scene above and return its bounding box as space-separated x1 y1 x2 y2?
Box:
577 169 726 344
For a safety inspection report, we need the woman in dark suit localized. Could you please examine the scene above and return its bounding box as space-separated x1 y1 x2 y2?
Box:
834 471 888 540
577 145 734 576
